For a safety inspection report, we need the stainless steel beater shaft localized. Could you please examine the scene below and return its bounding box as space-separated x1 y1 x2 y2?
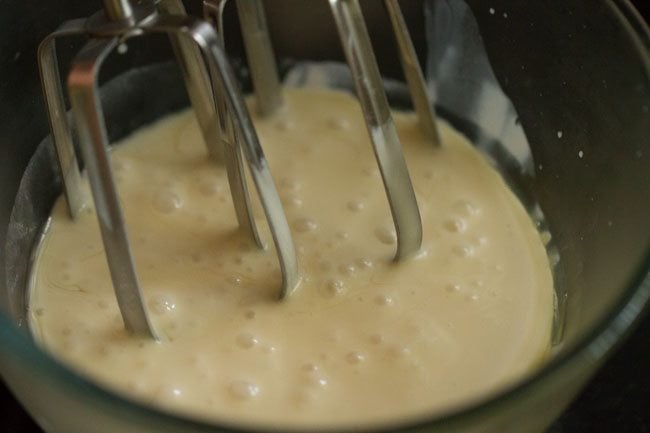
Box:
205 0 284 118
236 0 283 116
204 0 435 259
68 37 156 337
202 0 267 251
330 0 423 260
38 0 299 338
161 0 266 251
384 0 441 146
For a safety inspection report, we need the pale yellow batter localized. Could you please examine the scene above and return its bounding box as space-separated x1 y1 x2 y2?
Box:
29 88 553 429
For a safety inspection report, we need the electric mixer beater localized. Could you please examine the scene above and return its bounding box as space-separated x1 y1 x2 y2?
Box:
38 0 440 340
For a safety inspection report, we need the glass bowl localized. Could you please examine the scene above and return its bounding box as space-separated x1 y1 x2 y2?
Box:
1 1 648 432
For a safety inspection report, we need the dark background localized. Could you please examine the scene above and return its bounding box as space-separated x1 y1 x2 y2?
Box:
1 2 648 433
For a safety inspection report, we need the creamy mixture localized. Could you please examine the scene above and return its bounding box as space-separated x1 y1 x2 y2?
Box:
29 88 553 429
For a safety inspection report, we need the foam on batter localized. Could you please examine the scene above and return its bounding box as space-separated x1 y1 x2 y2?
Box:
29 88 553 429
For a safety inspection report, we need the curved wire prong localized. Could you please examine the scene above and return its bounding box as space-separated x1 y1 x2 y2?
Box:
160 0 264 250
149 16 300 298
67 38 157 339
329 0 422 261
196 22 299 298
37 19 89 219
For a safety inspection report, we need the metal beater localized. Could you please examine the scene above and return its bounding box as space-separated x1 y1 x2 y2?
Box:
37 0 440 340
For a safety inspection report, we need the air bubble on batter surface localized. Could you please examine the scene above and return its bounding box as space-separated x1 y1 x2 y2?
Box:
236 332 259 349
293 217 318 233
283 195 303 208
339 263 357 277
346 351 366 364
158 385 184 399
474 236 489 247
335 231 350 240
303 371 329 388
374 226 397 245
374 294 394 306
323 279 346 298
386 344 412 359
152 189 183 214
301 362 320 373
198 178 223 197
228 275 243 286
347 200 365 212
228 380 260 400
443 218 467 233
471 279 485 288
452 200 480 217
355 257 374 269
453 244 476 258
263 345 277 355
149 295 176 315
328 117 351 130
